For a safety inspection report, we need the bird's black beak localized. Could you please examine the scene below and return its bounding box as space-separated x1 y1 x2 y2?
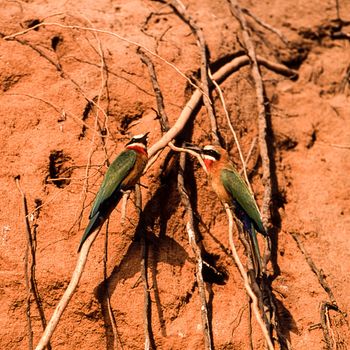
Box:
183 142 203 154
126 132 150 146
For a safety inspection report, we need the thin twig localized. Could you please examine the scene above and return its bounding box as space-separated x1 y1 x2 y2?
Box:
289 232 336 304
290 232 348 349
160 0 219 143
168 142 208 175
320 301 343 350
15 177 52 350
208 70 251 191
35 227 100 350
228 0 272 230
102 219 120 350
3 21 206 96
138 48 170 132
242 8 289 46
121 191 131 225
135 184 154 350
178 153 213 350
140 47 212 347
15 177 34 350
224 204 274 350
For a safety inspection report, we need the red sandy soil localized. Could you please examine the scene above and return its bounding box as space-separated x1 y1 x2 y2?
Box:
1 0 350 349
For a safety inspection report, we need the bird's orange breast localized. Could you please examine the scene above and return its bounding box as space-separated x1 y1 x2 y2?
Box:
122 151 148 188
208 162 231 204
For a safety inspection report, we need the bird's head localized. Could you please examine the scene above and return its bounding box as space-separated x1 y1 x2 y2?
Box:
126 133 149 154
201 145 222 170
184 143 222 171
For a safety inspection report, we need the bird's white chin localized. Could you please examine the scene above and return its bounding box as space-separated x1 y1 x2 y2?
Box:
203 154 216 161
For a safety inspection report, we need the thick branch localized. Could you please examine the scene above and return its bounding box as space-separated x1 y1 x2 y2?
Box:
147 54 297 159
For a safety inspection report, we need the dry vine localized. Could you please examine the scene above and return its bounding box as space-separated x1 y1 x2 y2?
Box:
225 204 274 350
138 46 212 348
15 176 51 350
178 152 213 349
290 231 347 349
6 11 298 349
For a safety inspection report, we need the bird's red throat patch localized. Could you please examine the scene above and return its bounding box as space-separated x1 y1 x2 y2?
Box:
126 145 148 156
204 158 213 170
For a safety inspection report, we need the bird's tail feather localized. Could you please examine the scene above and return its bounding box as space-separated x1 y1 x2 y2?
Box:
248 224 263 277
77 212 102 252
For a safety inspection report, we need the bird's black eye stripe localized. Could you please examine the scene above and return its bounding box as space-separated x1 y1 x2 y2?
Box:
203 149 220 160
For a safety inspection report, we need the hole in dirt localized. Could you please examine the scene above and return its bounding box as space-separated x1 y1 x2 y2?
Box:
202 253 228 285
306 129 317 149
276 133 298 151
51 35 63 51
119 112 143 134
23 19 41 30
45 150 72 188
278 43 310 69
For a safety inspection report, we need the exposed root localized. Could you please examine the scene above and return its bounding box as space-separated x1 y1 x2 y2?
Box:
159 0 219 143
224 204 274 350
15 176 51 350
178 152 213 350
35 227 100 350
135 184 155 350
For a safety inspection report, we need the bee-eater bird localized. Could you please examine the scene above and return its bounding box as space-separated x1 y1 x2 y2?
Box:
186 144 266 275
77 133 149 252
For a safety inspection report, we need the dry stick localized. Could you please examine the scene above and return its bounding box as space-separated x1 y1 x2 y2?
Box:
161 0 219 143
289 232 336 304
320 302 342 350
3 22 206 97
135 184 153 350
75 26 112 233
241 8 289 46
15 177 52 350
102 219 120 350
289 232 347 349
178 152 213 350
84 17 111 147
208 71 252 192
136 50 165 350
138 47 170 132
35 228 100 350
15 177 34 350
224 204 274 350
168 143 208 175
229 4 286 347
147 54 296 160
139 47 212 347
228 0 272 230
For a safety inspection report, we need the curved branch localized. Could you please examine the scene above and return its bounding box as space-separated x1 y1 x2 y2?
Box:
35 229 100 350
147 54 296 159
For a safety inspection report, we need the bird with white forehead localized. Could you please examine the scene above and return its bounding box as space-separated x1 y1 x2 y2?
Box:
185 144 267 275
78 133 149 252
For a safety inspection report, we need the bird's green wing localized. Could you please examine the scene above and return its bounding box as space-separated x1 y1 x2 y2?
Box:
90 149 137 218
221 168 265 234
